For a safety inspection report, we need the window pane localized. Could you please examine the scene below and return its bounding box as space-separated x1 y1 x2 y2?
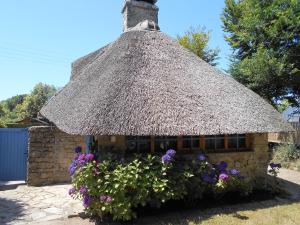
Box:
126 138 138 152
206 135 215 138
166 139 177 150
216 137 225 149
139 136 151 141
138 136 151 153
205 139 215 150
216 135 224 138
126 136 151 153
238 137 246 148
192 137 200 148
183 136 191 149
139 142 151 153
155 139 165 152
127 136 137 141
228 137 237 149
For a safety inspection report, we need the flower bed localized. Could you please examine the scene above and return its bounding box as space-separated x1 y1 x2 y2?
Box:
69 148 253 221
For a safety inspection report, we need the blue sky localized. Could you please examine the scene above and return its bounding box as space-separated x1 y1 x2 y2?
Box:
0 0 231 101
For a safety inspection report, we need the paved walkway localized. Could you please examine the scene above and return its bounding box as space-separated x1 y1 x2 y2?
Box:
0 184 89 225
0 169 299 225
277 168 300 200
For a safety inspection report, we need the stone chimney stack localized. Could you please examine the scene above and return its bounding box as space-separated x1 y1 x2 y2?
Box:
122 0 159 32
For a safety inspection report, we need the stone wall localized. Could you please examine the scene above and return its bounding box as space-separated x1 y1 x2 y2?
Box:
27 126 85 186
207 133 270 182
27 129 269 186
95 133 270 183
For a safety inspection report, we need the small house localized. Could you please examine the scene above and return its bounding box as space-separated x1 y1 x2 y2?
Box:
41 0 292 181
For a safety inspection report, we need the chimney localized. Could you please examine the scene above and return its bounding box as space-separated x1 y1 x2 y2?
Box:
122 0 159 32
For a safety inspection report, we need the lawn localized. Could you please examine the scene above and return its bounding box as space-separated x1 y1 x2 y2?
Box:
188 202 300 225
126 200 300 225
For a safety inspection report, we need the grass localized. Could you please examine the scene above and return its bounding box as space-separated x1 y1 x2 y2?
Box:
187 202 300 225
101 192 300 225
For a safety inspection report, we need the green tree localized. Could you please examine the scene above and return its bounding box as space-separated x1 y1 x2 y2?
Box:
177 27 220 66
0 119 6 128
2 94 26 111
277 99 291 113
222 0 300 107
0 104 5 118
18 83 57 119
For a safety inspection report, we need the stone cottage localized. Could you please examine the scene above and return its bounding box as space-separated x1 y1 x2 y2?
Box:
37 0 293 185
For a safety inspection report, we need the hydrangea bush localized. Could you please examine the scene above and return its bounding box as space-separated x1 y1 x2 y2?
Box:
69 147 252 221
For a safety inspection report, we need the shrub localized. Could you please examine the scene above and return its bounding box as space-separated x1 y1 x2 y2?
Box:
69 149 251 221
273 144 300 162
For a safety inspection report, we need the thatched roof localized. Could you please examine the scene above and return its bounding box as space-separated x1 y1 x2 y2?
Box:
41 30 293 135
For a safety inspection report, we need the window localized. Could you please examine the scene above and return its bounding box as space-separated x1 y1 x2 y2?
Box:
125 136 151 153
124 134 250 154
155 136 177 152
228 134 247 150
182 136 200 149
205 135 225 150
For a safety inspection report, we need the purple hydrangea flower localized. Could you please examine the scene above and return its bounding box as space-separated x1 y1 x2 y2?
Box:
162 154 172 163
276 163 282 168
198 154 206 161
270 163 281 169
76 154 87 166
68 187 76 196
80 186 87 195
83 195 92 208
202 172 214 184
166 149 176 158
78 154 86 161
85 153 94 161
217 161 228 172
219 173 229 181
69 161 77 176
229 169 240 175
74 146 82 154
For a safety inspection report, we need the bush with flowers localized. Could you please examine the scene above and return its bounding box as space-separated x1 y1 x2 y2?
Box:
69 147 252 221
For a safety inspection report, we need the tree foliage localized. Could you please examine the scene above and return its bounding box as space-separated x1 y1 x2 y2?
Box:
17 83 57 119
0 104 5 118
2 94 26 112
0 83 57 124
222 0 300 106
177 27 220 66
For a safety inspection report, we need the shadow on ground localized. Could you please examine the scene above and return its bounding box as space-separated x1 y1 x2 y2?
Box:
93 177 300 225
0 197 27 225
0 180 26 191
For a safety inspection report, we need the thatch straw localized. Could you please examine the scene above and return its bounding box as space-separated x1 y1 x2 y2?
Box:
41 30 293 135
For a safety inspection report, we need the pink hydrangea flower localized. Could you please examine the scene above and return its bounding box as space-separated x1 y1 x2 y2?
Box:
219 173 229 181
85 153 94 161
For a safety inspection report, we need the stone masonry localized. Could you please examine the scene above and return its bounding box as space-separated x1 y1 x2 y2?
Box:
122 0 159 31
207 133 270 182
27 128 269 186
27 126 85 186
96 133 270 183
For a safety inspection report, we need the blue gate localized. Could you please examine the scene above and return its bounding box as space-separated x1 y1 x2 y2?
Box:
0 128 28 181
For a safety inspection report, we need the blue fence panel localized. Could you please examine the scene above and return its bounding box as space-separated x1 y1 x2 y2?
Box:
0 128 28 181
